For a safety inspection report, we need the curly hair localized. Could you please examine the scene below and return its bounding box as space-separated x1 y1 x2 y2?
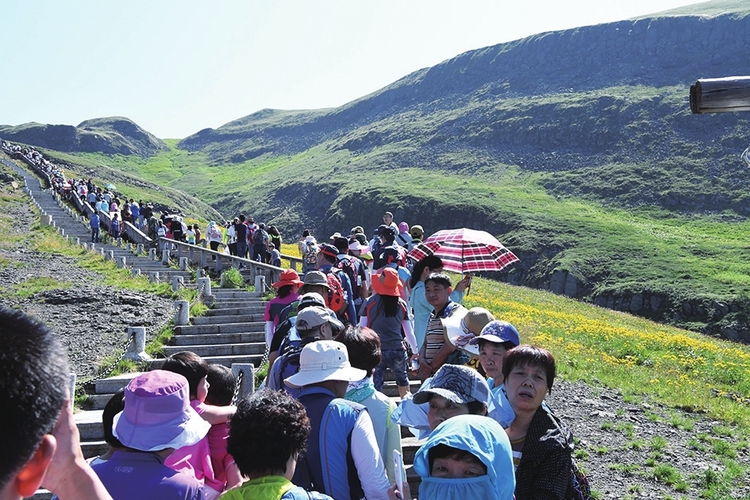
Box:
227 389 311 477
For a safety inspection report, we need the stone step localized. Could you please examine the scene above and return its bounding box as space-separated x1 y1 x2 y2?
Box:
174 322 265 335
209 300 266 309
162 343 266 358
94 372 141 394
177 353 265 367
205 306 265 316
192 314 264 325
171 332 265 346
211 290 262 299
75 410 104 441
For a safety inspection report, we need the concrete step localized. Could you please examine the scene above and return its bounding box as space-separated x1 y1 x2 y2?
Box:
94 372 140 394
171 332 265 346
174 322 265 335
173 353 265 367
163 343 266 358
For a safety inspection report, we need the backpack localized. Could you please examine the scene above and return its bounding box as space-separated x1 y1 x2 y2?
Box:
303 242 318 266
277 317 302 358
254 228 268 246
276 334 306 391
571 459 592 500
322 267 348 316
336 256 361 302
109 219 120 236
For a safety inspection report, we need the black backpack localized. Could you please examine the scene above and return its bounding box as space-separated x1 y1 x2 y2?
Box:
336 256 361 301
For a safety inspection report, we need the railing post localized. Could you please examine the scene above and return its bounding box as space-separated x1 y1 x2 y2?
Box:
172 276 184 293
255 275 265 293
232 364 255 400
174 300 190 326
124 327 151 361
197 277 212 297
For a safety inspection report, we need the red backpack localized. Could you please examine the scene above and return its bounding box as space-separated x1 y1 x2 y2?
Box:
322 268 348 317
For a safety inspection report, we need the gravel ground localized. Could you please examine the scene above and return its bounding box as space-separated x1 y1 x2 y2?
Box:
2 180 748 499
547 380 750 499
0 196 172 379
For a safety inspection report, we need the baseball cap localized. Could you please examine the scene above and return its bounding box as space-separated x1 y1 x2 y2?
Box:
295 306 344 332
469 320 521 348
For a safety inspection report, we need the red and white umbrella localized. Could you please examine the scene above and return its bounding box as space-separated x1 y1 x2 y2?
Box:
408 228 519 274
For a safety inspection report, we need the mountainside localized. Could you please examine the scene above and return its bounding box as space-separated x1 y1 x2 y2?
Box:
9 1 750 342
0 116 167 157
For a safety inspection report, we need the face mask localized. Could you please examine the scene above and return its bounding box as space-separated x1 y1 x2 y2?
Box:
419 475 507 500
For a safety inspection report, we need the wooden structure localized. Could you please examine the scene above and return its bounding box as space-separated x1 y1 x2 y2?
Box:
690 76 750 114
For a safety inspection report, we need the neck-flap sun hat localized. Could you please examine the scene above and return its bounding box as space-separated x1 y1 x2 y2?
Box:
272 269 303 288
372 267 403 297
284 340 366 389
113 370 210 452
412 364 491 406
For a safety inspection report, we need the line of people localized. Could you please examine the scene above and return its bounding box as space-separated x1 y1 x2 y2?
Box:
253 217 585 499
1 138 582 499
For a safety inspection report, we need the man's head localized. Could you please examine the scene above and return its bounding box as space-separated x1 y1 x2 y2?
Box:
227 389 310 478
284 340 366 397
0 308 69 496
317 243 338 266
299 271 331 300
383 212 394 225
333 236 349 254
424 272 453 311
295 306 343 340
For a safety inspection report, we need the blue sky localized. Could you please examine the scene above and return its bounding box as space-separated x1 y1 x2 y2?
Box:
1 0 706 138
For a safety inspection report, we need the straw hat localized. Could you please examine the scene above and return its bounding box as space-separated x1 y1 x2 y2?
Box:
444 307 495 356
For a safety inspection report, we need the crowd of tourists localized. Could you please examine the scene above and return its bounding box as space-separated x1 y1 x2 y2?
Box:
0 140 586 500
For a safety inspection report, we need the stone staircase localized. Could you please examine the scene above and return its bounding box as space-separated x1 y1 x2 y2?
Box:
2 158 426 498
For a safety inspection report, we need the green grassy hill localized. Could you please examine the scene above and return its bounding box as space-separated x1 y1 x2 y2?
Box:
11 0 750 341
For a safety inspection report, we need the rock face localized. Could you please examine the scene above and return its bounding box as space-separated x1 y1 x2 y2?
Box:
0 117 167 157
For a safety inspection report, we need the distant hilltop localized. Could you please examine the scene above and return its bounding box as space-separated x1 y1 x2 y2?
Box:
0 117 167 157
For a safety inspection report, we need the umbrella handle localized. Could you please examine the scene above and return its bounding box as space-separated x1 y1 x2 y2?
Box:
462 273 473 296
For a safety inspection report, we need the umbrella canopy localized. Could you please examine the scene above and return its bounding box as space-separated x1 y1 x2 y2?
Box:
105 183 116 191
408 228 519 274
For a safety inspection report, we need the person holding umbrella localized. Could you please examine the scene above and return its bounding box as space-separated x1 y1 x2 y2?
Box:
409 256 469 351
416 273 469 381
